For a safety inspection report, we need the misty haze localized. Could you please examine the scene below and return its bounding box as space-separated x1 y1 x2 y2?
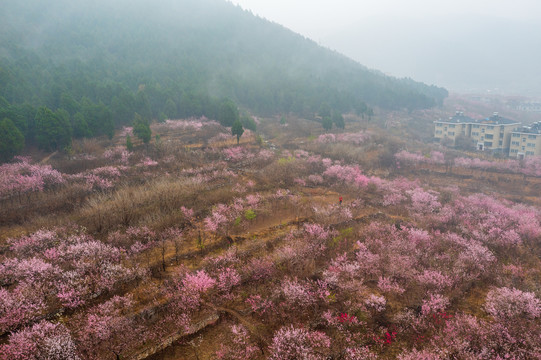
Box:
1 0 541 359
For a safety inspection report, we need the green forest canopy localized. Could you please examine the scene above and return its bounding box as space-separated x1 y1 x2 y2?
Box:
0 0 447 159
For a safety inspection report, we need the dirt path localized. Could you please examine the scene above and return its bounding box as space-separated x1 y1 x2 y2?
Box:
39 151 58 164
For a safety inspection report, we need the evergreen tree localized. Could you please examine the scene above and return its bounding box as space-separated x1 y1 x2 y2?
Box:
240 115 257 131
135 91 152 122
81 98 114 139
318 103 331 119
322 116 333 131
111 92 136 126
0 118 24 162
133 113 151 144
332 112 345 129
164 98 177 119
126 134 133 151
72 112 92 139
232 119 244 144
218 99 239 127
34 107 72 151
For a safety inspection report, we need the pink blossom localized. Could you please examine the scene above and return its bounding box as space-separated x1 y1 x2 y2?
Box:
269 326 331 360
421 294 450 317
416 270 454 291
407 187 441 214
294 178 307 186
0 286 46 333
217 267 241 293
0 321 80 360
183 270 216 293
377 276 405 295
0 158 64 199
307 174 324 184
365 294 387 312
343 346 378 360
138 157 158 167
246 295 274 315
279 277 317 309
485 287 541 319
303 223 331 240
181 206 195 220
223 146 251 161
394 150 426 165
317 133 336 143
258 149 274 160
84 174 114 190
8 229 58 255
215 325 259 360
246 257 275 282
152 117 221 132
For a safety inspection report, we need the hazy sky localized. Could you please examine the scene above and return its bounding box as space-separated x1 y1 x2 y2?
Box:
231 0 541 95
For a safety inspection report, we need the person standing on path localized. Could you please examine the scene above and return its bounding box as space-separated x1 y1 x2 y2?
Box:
339 196 343 205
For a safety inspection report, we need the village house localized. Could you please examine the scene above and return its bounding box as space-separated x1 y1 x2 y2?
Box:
509 121 541 158
434 112 521 153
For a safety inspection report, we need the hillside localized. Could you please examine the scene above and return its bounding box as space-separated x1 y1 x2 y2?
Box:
0 0 447 158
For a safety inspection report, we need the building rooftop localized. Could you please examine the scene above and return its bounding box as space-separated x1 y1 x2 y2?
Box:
514 121 541 134
476 112 520 125
435 111 475 124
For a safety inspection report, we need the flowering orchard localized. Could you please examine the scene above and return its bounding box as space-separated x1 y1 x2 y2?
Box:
1 118 541 359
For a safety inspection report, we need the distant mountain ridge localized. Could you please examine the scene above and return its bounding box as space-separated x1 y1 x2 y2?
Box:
0 0 447 117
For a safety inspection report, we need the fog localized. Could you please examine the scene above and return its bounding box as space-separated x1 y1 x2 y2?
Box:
232 0 541 96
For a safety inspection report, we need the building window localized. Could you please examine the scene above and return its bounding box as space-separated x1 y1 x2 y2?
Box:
527 151 534 155
484 141 493 147
512 133 520 138
481 128 485 133
448 132 455 136
512 141 520 146
527 143 536 148
449 124 456 128
499 140 503 146
485 134 493 139
473 124 480 129
528 135 536 139
523 138 526 142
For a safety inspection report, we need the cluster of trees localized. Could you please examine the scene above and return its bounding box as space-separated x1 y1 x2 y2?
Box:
318 103 346 131
395 149 541 177
0 90 245 159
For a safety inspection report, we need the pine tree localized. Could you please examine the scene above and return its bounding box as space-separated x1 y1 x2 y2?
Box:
332 112 345 129
126 134 133 151
133 113 151 144
34 107 72 151
322 116 333 131
0 118 24 162
232 119 244 144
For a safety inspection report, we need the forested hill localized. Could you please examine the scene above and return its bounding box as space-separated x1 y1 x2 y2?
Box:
0 0 447 157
